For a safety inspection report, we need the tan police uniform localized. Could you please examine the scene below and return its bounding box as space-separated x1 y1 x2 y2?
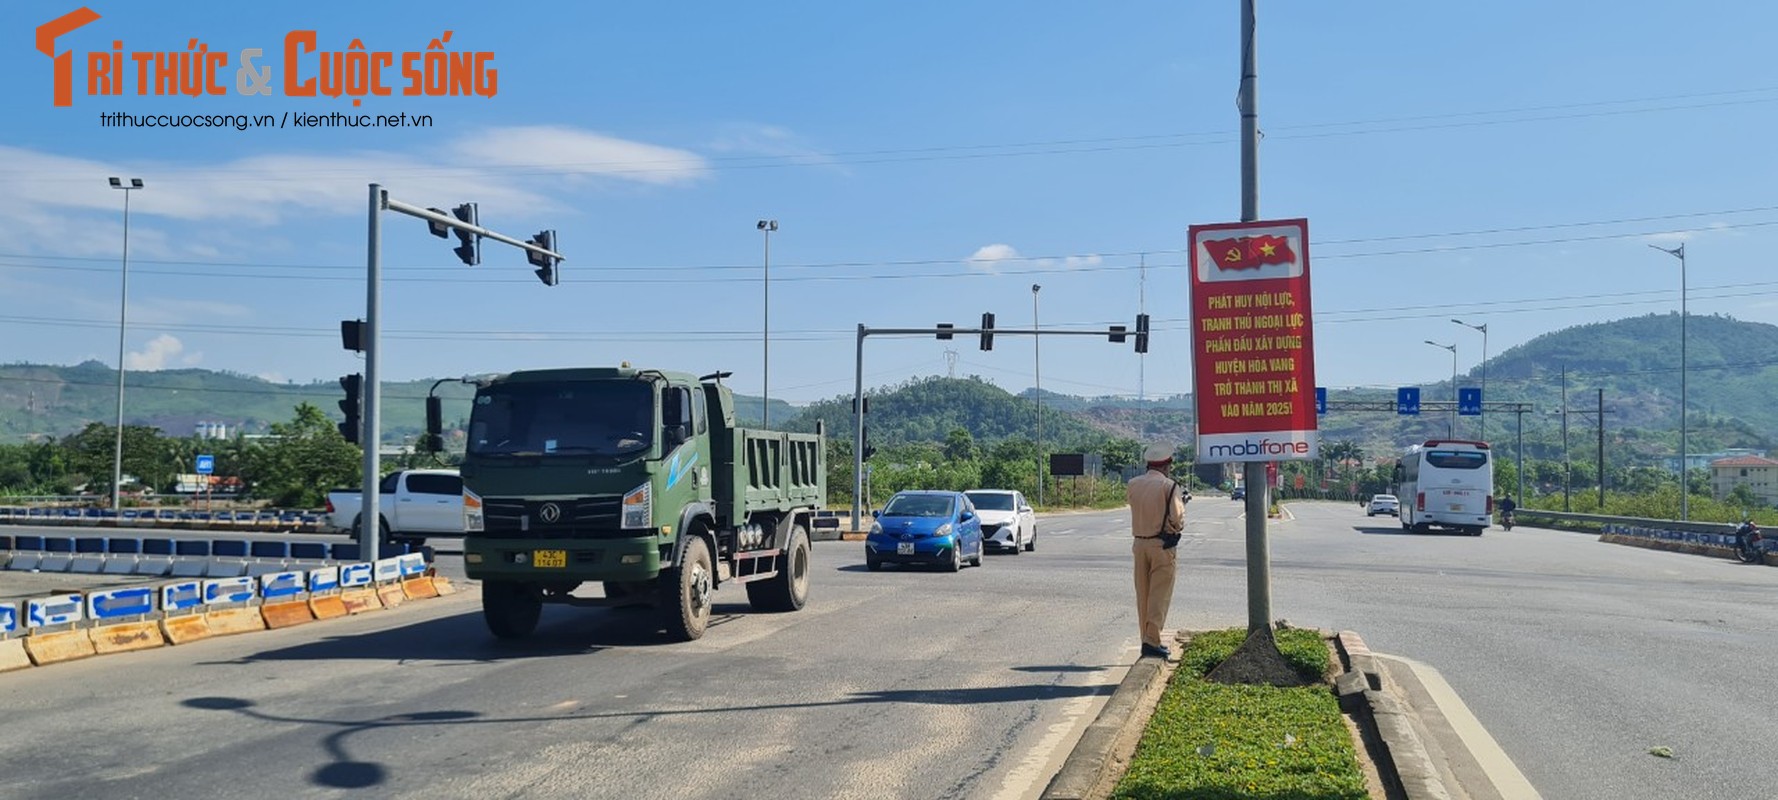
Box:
1126 449 1186 650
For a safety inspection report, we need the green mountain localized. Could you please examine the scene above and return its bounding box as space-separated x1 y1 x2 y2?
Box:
781 375 1111 448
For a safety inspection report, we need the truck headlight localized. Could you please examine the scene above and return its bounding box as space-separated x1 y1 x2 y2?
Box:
463 489 483 532
621 482 651 529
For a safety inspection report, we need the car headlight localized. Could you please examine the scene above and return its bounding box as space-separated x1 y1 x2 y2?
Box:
463 488 483 532
621 482 651 529
870 522 882 535
935 523 953 537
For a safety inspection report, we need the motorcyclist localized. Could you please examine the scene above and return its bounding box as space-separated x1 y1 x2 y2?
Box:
1735 519 1762 562
1498 495 1517 526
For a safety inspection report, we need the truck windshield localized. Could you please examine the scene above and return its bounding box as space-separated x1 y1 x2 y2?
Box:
467 380 655 457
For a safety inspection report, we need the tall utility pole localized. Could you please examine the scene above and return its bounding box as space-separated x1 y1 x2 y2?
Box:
757 220 777 427
108 176 145 511
1237 0 1272 635
1032 283 1044 505
1425 340 1457 437
1561 365 1571 512
1597 388 1606 508
1138 253 1147 403
1650 243 1687 519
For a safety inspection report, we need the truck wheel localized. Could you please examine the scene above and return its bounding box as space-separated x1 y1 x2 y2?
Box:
748 525 811 613
662 536 713 640
482 580 541 640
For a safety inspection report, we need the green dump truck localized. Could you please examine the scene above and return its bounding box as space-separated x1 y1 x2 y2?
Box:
446 366 824 641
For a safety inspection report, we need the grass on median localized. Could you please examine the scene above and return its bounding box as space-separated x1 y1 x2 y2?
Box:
1112 627 1370 800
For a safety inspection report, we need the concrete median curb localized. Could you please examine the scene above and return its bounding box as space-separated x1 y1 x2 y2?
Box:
1335 631 1452 800
1040 645 1172 800
1599 532 1776 565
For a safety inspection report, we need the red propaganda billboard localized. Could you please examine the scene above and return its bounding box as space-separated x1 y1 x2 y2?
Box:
1190 218 1318 463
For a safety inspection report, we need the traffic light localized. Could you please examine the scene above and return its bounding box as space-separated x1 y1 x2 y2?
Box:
862 426 877 461
527 229 560 286
423 396 443 453
979 312 995 351
936 323 954 340
1134 313 1151 354
425 203 480 266
450 203 480 266
338 373 363 444
1108 324 1127 344
340 319 364 352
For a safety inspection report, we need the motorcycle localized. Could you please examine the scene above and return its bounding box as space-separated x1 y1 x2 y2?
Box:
1499 508 1515 531
1734 520 1764 564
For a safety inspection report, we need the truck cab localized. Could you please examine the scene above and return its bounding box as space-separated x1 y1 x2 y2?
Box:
452 366 823 641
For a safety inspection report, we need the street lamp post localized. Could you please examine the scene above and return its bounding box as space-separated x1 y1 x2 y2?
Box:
757 220 777 426
108 176 144 511
1451 319 1488 442
1650 243 1688 520
1032 283 1043 505
1424 340 1457 438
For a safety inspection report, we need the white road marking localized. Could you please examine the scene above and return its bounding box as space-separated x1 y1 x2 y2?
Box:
1376 653 1542 800
990 647 1134 800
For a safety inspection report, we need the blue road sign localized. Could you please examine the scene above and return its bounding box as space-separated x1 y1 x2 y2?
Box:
374 558 402 583
1458 387 1482 416
308 567 341 593
1315 387 1327 415
163 581 203 612
398 553 427 577
88 587 155 620
260 571 306 599
204 576 256 605
340 563 373 588
1397 387 1421 415
195 454 215 475
27 594 84 628
0 602 17 634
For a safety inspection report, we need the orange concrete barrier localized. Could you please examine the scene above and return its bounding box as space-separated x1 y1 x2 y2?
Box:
375 583 406 609
161 614 213 645
261 599 315 629
24 630 96 665
309 594 349 620
431 575 456 595
0 639 33 672
89 621 166 654
340 587 382 615
401 576 439 600
207 607 267 636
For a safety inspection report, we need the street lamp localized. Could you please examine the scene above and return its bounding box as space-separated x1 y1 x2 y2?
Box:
1451 319 1488 442
1424 340 1457 438
108 176 144 511
757 219 777 426
1032 283 1043 505
1649 242 1688 520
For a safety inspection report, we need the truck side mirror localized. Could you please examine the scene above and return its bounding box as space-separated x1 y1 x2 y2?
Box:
423 396 443 453
667 423 689 446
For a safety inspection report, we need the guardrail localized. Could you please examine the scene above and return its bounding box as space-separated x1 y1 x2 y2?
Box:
1513 509 1737 536
0 505 330 534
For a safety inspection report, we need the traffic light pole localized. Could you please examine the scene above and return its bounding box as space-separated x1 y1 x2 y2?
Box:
849 322 1142 526
358 183 565 563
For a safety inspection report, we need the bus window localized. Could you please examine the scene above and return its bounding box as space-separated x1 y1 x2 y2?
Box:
1426 450 1487 469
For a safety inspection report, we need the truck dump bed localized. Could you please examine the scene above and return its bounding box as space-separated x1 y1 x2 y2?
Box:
715 427 825 525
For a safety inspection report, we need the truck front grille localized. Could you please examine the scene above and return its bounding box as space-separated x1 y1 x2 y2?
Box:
480 495 628 538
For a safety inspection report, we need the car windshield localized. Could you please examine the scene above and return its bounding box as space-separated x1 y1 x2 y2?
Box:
964 492 1016 511
467 380 654 457
883 494 955 518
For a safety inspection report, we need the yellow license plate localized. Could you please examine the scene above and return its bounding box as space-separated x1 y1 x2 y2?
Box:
533 549 567 568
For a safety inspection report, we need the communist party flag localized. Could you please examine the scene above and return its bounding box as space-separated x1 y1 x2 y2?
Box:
1201 234 1295 270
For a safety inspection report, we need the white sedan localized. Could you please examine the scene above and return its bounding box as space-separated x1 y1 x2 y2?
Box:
964 490 1037 553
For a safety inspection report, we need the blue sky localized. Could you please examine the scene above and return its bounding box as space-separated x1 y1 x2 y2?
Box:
2 1 1776 407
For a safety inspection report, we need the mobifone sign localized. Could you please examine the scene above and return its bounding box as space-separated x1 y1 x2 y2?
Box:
1190 218 1318 463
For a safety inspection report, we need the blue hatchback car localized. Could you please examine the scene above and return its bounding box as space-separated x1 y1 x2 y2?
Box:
865 490 984 572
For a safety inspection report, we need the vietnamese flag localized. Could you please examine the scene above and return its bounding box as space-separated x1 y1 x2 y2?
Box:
1203 234 1296 270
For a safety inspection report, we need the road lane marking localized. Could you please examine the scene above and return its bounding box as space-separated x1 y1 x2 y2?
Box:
1377 653 1542 800
989 650 1133 800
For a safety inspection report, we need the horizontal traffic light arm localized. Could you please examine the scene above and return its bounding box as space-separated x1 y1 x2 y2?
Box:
383 197 566 264
865 326 1131 338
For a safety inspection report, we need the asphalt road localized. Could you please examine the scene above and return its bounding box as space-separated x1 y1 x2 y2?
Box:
3 501 1773 799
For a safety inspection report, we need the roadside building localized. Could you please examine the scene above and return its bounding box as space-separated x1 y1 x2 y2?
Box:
1708 455 1778 507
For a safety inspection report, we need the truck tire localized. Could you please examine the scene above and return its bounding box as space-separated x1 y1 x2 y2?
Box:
662 536 713 640
748 525 811 613
482 580 541 640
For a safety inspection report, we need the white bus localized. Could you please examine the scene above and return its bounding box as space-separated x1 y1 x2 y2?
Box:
1392 440 1494 536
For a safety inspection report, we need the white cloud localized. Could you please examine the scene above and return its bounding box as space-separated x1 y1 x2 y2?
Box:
706 123 844 173
968 243 1022 273
125 333 191 370
0 126 711 256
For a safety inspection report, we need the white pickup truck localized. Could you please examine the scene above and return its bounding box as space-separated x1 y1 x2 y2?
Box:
325 468 465 547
